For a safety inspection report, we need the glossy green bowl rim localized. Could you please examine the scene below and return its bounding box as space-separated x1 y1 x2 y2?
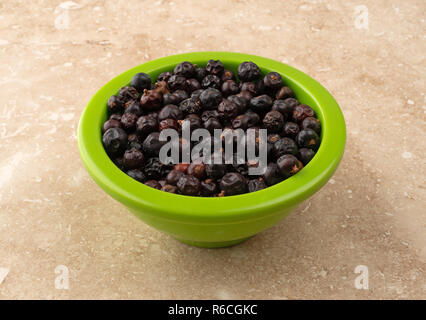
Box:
78 52 346 223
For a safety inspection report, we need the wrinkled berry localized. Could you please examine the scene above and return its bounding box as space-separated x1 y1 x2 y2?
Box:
136 115 158 136
153 80 169 95
163 92 180 106
201 74 221 89
298 148 316 165
162 184 178 193
301 117 321 134
140 89 163 111
145 180 162 190
218 99 238 120
158 104 183 121
124 100 143 117
157 71 173 82
102 119 122 134
159 118 178 131
220 172 247 196
174 163 190 173
273 137 298 158
191 89 203 99
276 86 294 100
166 169 185 185
248 178 267 192
174 61 195 78
200 179 218 196
118 86 139 102
168 75 187 91
123 148 144 169
179 97 202 114
238 61 261 82
144 157 172 179
282 122 300 138
177 175 201 196
293 104 315 123
107 96 124 114
221 69 235 82
249 94 273 113
182 114 202 131
120 112 138 131
277 154 303 178
194 67 208 82
185 78 201 92
204 117 222 132
263 72 282 92
227 95 247 114
206 59 224 76
143 132 166 156
263 110 284 133
187 160 206 179
221 80 239 96
173 89 189 102
199 88 222 109
126 169 146 183
130 73 151 93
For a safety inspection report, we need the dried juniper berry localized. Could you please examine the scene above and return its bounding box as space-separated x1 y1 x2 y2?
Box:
237 90 253 103
199 88 222 110
145 180 162 190
238 61 261 82
177 175 201 196
293 104 315 123
263 110 284 133
126 169 146 183
142 132 166 156
203 117 222 132
276 86 294 100
298 148 316 165
200 179 218 196
220 172 247 196
201 110 220 122
179 97 202 115
248 178 267 192
109 113 122 121
249 94 273 114
173 89 189 103
282 122 300 138
245 110 261 127
102 119 122 134
153 80 169 95
140 89 163 111
136 115 158 137
194 67 208 82
162 184 178 193
102 127 127 156
163 92 180 106
113 156 124 170
107 96 124 114
201 74 221 89
187 160 206 179
174 163 190 173
167 75 187 91
118 86 139 102
272 100 292 119
240 82 257 96
296 129 320 150
218 99 238 120
166 169 185 185
158 104 183 121
221 69 235 82
157 71 173 82
206 59 224 76
185 78 201 92
277 154 303 178
232 114 250 130
263 72 282 92
191 89 203 99
144 157 170 180
273 137 298 158
181 114 202 131
130 72 151 93
267 133 281 144
120 112 138 131
123 148 144 170
205 157 227 179
227 95 247 114
173 61 195 78
301 117 321 134
221 80 239 96
159 118 178 131
124 100 143 117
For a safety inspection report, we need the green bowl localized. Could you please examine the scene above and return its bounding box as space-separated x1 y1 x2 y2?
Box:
78 52 346 248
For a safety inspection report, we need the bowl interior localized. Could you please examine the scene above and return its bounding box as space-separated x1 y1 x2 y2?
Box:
78 52 346 223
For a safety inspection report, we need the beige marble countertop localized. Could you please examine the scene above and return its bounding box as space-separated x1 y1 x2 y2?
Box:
0 0 425 299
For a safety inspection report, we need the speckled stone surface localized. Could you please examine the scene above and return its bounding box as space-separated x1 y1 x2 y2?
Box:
0 0 424 299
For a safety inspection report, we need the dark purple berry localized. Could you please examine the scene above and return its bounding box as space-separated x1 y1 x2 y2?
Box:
174 163 190 173
296 129 320 150
218 99 238 120
174 61 195 78
237 90 253 103
118 86 139 102
162 184 178 193
102 119 122 134
186 78 201 92
153 80 169 95
145 180 162 190
249 94 273 113
166 169 185 185
157 71 173 82
263 110 284 133
227 95 247 114
173 89 189 102
200 179 218 196
102 127 127 156
194 67 208 82
245 110 260 127
277 154 303 178
238 61 261 82
140 89 163 111
298 148 316 165
232 114 250 130
201 74 221 89
263 72 282 92
220 172 247 196
204 117 222 132
107 96 124 114
142 132 166 156
240 82 257 96
199 88 222 109
301 117 321 134
187 160 206 179
109 113 122 121
120 112 138 131
158 104 183 121
136 115 158 136
248 178 267 192
179 97 202 114
168 75 187 91
282 122 300 138
123 148 144 169
293 104 315 123
126 169 146 183
276 86 294 100
206 59 224 76
221 69 235 82
177 175 201 196
159 118 178 131
201 110 220 122
273 137 298 158
182 114 202 130
221 80 239 96
130 73 151 93
191 89 203 99
124 100 143 117
163 92 180 106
